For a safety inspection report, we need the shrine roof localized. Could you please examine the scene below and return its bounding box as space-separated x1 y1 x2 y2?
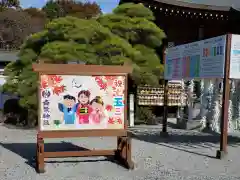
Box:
154 0 240 11
120 0 240 20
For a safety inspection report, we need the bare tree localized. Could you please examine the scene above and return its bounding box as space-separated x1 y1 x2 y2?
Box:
0 8 45 49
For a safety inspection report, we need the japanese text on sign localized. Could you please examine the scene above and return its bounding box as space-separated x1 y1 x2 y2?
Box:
42 90 51 125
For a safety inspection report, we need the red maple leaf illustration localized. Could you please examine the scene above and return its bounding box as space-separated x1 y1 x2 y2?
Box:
53 85 65 95
100 83 107 90
41 80 48 89
116 118 122 124
108 117 114 124
95 77 102 85
46 76 55 87
53 75 63 84
105 104 113 111
95 77 107 91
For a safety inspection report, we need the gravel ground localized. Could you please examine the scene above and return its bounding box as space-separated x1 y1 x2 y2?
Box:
1 123 240 180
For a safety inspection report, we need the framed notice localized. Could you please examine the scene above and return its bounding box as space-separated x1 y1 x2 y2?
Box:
164 35 227 80
40 74 125 131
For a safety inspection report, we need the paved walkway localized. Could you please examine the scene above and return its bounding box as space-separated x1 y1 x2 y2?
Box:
0 123 240 180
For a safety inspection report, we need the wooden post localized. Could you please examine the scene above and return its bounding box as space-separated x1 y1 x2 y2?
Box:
115 136 134 169
161 79 169 137
36 134 45 173
216 34 231 159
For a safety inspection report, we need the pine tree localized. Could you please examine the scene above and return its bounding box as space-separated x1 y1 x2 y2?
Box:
98 3 166 123
3 3 166 125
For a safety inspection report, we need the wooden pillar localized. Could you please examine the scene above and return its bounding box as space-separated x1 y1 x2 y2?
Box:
216 34 231 159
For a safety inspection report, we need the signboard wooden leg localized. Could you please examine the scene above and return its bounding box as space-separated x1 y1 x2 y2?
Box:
36 134 45 173
115 136 134 169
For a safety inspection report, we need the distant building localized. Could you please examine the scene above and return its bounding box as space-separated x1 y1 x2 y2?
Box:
0 50 18 72
0 50 18 110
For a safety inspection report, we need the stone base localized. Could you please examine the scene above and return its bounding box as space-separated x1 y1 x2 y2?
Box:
37 168 45 173
216 150 227 159
176 118 201 130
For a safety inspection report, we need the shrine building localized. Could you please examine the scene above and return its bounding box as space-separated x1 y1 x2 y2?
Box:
120 0 240 46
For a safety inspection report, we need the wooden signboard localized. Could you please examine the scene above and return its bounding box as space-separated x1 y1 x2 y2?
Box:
32 63 134 173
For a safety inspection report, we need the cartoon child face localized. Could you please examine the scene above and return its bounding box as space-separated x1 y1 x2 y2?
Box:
78 93 89 105
66 99 75 108
63 95 76 108
91 101 103 113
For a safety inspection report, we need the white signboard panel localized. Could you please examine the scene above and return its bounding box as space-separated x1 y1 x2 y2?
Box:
230 34 240 79
39 74 125 131
164 35 226 80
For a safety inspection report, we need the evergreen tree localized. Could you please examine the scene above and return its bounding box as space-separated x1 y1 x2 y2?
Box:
3 3 166 125
98 3 165 86
98 3 166 123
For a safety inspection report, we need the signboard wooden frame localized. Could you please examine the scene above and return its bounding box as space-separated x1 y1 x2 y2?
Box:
32 63 134 173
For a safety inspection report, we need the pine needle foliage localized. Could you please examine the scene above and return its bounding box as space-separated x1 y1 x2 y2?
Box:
3 3 166 125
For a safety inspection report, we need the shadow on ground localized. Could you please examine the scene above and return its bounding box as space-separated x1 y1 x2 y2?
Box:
167 121 202 130
0 141 119 171
129 127 240 159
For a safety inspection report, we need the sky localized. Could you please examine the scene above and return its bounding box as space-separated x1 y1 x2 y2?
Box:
19 0 120 13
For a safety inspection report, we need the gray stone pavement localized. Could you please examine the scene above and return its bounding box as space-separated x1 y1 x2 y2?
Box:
0 122 240 180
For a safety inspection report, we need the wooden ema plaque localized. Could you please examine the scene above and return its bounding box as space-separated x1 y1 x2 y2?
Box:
32 63 134 173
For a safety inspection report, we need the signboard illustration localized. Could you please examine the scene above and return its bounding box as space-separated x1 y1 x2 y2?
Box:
40 75 125 131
